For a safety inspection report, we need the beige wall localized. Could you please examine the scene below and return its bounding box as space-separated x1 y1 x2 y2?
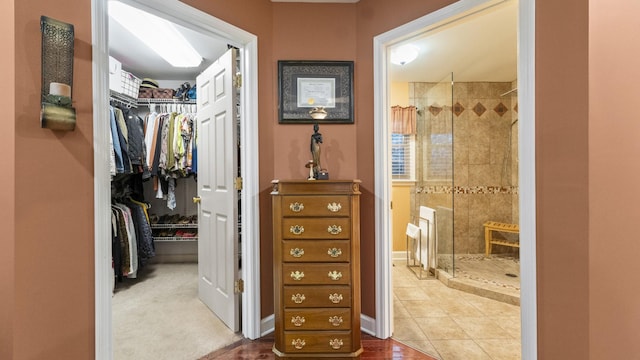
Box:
392 183 413 252
589 0 640 358
390 81 410 107
4 0 639 358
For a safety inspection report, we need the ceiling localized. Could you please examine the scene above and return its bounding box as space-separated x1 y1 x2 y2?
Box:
108 0 517 83
388 0 518 83
108 9 228 81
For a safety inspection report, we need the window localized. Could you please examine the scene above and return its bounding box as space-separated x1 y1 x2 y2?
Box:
391 133 415 180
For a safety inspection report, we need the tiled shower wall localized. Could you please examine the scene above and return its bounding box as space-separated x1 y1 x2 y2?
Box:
409 81 519 255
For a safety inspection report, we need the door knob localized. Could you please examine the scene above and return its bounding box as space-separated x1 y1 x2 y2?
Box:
192 196 201 204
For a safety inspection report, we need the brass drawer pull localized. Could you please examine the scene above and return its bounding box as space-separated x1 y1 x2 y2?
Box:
329 293 343 304
292 338 306 350
327 225 342 235
291 316 306 327
289 202 304 212
329 338 344 350
291 293 306 304
290 225 304 235
328 271 343 281
290 248 305 258
328 248 342 258
290 271 305 281
327 202 342 212
329 316 344 327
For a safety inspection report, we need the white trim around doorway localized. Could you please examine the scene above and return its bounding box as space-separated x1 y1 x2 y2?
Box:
92 1 261 359
373 0 537 359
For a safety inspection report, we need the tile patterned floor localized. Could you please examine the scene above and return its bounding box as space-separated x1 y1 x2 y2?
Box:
392 258 522 360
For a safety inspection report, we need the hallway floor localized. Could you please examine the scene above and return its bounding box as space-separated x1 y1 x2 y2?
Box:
393 259 522 359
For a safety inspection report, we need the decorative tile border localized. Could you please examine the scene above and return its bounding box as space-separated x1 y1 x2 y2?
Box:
424 100 519 117
415 185 519 195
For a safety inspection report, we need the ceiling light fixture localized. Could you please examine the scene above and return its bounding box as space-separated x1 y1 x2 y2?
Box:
390 44 419 66
108 1 202 68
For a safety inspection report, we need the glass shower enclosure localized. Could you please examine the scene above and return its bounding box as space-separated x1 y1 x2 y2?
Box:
410 72 454 277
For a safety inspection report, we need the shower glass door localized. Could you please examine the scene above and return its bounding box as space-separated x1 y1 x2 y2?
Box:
414 72 454 277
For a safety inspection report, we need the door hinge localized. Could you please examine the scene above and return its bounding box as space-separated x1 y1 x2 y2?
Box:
233 73 242 88
234 279 244 294
390 201 393 210
234 177 243 190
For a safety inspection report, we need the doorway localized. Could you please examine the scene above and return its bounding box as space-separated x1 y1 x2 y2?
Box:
373 0 537 358
92 0 261 358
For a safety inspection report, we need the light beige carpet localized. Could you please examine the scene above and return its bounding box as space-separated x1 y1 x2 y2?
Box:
113 263 242 360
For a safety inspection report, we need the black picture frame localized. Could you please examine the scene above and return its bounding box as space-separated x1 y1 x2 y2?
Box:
278 60 354 124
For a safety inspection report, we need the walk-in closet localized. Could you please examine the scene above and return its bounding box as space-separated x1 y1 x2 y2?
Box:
107 1 242 358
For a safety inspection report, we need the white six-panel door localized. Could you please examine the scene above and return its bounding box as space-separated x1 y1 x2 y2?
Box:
196 48 240 331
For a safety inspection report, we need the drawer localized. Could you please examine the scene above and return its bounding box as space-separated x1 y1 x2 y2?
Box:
284 308 351 330
284 285 351 308
282 195 350 217
282 218 351 239
283 263 351 285
283 331 353 353
283 240 350 262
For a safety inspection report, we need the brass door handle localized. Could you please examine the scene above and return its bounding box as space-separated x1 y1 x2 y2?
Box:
193 196 201 204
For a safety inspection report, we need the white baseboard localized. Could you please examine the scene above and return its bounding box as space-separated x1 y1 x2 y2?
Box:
360 313 377 336
260 314 274 336
393 250 408 261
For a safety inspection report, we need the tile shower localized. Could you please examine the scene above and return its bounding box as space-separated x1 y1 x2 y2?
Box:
408 80 519 275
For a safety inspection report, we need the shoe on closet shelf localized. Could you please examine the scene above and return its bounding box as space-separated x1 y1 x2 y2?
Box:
169 214 181 224
186 85 197 100
173 82 191 101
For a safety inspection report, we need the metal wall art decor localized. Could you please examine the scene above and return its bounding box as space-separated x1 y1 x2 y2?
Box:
40 16 76 131
278 60 354 124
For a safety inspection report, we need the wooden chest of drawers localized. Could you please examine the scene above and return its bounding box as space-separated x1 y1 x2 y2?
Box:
272 180 362 358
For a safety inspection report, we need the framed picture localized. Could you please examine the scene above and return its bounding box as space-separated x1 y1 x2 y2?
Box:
278 60 354 124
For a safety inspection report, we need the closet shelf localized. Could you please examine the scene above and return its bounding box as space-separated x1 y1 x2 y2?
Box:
151 223 198 229
137 98 196 105
110 90 138 108
154 236 198 242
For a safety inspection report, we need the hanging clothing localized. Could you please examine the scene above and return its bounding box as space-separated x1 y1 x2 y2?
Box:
125 199 155 266
110 106 125 174
138 107 197 209
124 108 150 179
111 199 155 283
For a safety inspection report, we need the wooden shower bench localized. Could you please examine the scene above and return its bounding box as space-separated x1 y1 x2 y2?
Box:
483 221 519 256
